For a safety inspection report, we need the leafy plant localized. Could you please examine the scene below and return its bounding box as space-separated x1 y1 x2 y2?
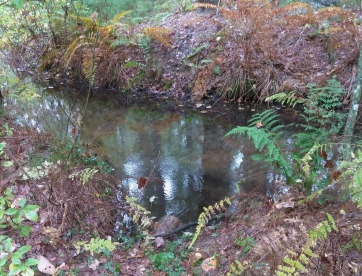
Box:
147 240 186 275
125 196 154 243
0 237 39 276
0 142 13 167
189 196 231 249
0 188 40 276
74 237 119 256
235 237 255 255
227 260 245 276
0 188 40 237
103 261 121 276
68 167 98 185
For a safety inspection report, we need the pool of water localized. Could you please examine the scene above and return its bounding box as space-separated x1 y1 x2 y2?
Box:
2 78 286 223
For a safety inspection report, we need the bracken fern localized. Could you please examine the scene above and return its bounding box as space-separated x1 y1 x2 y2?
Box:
188 196 231 249
276 213 338 276
226 109 293 182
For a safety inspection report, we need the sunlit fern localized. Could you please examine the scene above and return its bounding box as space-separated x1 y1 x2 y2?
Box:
226 109 293 182
188 196 231 249
266 91 305 108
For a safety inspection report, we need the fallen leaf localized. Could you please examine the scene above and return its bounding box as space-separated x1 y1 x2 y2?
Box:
88 258 100 270
154 237 165 248
330 171 342 181
256 121 263 128
37 255 56 275
276 201 294 209
324 160 334 169
320 150 328 160
201 256 218 272
138 177 149 189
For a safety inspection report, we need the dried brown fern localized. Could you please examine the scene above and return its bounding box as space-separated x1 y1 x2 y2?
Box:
143 27 174 48
82 49 101 86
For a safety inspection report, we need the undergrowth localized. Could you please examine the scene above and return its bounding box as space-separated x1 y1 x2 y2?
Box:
228 76 346 191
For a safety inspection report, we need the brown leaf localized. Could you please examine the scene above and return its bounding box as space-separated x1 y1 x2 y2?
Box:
276 200 294 209
324 160 334 169
138 177 149 189
330 170 342 181
201 256 218 272
320 150 328 160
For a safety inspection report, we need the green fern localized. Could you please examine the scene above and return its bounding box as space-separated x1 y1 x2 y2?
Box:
188 197 231 249
227 260 245 275
74 237 119 256
340 149 362 208
125 196 154 243
68 167 98 185
266 92 305 108
226 109 293 182
276 213 337 275
301 76 345 137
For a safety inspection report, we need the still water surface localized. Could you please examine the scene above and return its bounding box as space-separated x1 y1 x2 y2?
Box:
2 83 285 223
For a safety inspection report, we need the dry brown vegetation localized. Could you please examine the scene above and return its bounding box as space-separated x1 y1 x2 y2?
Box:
22 1 359 104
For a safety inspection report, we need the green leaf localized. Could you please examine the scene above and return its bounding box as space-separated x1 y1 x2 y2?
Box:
17 245 31 255
21 266 35 276
0 256 7 267
214 66 220 75
11 256 22 265
20 226 32 238
5 208 18 216
2 161 13 167
22 205 40 212
18 198 26 208
24 258 39 266
8 264 22 276
23 210 38 222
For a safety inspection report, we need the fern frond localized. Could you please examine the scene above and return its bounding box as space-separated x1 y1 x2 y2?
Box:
82 51 99 86
226 110 292 180
281 2 314 15
340 149 362 208
71 14 98 33
112 10 132 23
188 197 231 249
63 36 89 68
143 27 173 47
75 237 119 256
276 214 337 275
266 92 305 108
125 196 154 242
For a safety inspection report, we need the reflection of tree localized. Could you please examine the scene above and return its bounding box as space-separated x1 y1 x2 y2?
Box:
81 105 274 223
199 122 235 212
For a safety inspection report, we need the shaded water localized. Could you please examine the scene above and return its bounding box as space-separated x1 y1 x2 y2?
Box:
80 96 281 223
1 77 286 223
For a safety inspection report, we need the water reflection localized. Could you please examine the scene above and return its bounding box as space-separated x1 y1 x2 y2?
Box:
1 75 281 223
81 100 278 222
